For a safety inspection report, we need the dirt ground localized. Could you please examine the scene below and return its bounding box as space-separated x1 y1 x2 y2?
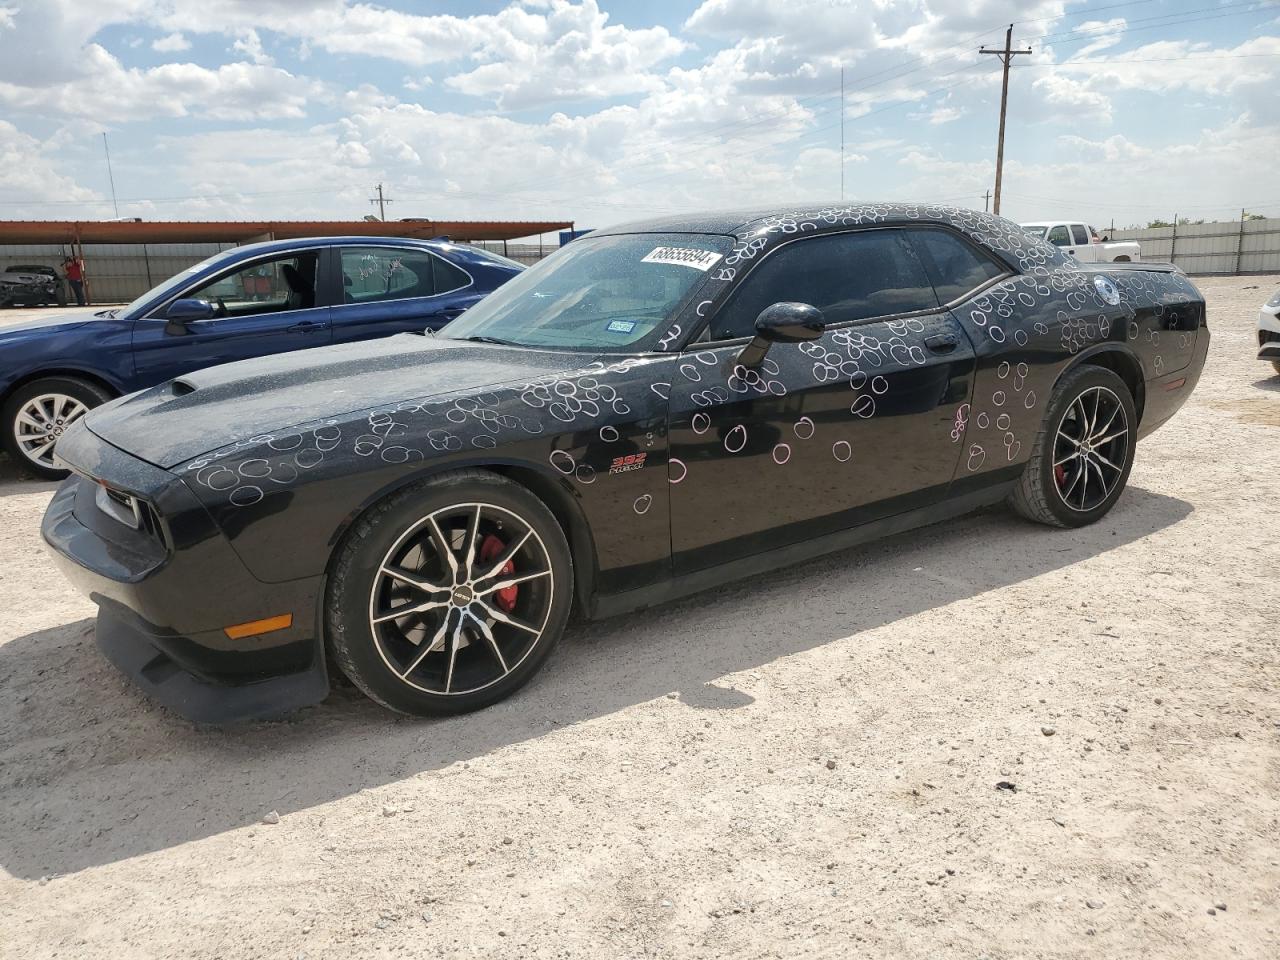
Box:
1 276 1278 960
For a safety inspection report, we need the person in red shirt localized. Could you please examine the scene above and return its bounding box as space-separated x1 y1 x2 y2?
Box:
63 255 86 306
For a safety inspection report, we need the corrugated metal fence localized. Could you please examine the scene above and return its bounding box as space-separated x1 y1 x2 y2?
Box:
1110 216 1280 275
1 242 235 304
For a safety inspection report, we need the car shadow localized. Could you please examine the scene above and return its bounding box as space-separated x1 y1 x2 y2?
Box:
0 487 1192 879
0 454 58 497
1250 375 1280 393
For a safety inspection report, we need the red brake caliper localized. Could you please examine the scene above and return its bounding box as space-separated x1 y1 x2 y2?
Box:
479 534 517 612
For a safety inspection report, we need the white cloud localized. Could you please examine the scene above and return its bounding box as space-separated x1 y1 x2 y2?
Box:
443 1 687 109
232 28 272 66
0 120 102 210
0 45 322 122
151 31 190 52
1031 72 1114 124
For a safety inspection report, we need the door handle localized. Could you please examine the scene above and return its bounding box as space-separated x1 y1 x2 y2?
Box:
288 320 325 333
924 333 958 354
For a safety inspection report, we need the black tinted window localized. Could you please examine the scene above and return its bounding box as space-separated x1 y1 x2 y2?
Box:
909 228 1006 304
711 230 937 340
1071 224 1090 245
432 256 471 294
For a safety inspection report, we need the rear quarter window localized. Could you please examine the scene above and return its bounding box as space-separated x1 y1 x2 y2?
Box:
907 228 1007 305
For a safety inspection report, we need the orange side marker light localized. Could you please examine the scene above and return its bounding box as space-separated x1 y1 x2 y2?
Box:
223 614 293 640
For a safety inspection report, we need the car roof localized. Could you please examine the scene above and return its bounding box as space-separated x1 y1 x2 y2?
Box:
592 202 1027 240
224 235 472 257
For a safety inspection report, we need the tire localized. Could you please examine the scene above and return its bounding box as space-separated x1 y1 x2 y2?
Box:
326 469 573 716
1271 360 1280 377
2 376 113 480
1009 365 1137 528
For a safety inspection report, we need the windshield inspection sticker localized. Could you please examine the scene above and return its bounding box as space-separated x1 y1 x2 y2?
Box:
606 318 637 334
641 246 723 271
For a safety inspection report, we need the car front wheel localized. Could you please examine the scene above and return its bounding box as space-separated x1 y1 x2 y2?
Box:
326 470 573 716
2 376 112 480
1009 364 1137 528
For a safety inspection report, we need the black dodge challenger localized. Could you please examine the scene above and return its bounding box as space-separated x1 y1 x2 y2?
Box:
43 204 1208 722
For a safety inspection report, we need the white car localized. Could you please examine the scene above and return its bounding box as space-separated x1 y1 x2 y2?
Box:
1259 288 1280 375
1021 221 1141 263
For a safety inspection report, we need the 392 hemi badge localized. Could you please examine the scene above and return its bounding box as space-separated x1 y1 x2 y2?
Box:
609 452 647 474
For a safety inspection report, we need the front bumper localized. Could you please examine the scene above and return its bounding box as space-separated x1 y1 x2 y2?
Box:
1258 305 1280 362
41 425 329 723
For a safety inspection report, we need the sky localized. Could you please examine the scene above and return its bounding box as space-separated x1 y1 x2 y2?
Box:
1 0 1278 235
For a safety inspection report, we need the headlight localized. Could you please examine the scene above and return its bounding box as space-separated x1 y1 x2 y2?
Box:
95 482 143 529
1267 289 1280 308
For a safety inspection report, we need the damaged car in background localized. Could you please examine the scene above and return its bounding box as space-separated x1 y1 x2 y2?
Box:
0 264 67 308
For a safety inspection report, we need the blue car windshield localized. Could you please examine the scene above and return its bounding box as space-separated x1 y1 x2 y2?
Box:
440 233 733 351
119 251 231 318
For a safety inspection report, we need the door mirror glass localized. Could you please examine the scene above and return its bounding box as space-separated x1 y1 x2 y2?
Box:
166 298 216 322
738 302 824 367
755 302 825 342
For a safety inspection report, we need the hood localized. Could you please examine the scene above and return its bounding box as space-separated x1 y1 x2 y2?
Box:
0 312 97 337
85 333 587 468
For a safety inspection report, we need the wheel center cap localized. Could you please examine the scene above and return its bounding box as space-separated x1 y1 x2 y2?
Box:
451 585 475 606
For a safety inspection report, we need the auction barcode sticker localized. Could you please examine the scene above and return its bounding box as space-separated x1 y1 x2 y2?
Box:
641 246 723 271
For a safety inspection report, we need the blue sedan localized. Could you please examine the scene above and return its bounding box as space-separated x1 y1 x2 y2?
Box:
1 236 523 478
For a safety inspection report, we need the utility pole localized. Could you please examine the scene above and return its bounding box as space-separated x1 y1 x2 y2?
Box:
102 132 120 218
369 183 393 221
980 25 1031 216
840 66 845 202
983 189 992 213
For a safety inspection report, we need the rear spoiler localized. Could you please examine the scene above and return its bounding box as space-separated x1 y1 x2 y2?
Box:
1081 260 1180 274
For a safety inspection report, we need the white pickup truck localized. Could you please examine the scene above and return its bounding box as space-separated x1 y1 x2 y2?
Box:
1020 221 1141 263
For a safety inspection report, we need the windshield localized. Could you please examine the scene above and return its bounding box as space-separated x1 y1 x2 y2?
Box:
119 250 231 318
441 232 733 351
1021 225 1048 239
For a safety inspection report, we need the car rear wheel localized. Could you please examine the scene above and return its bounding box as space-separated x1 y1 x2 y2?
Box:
2 376 112 480
1009 365 1137 528
326 470 573 716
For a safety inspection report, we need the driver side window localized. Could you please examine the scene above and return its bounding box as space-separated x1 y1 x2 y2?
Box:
708 229 938 340
186 251 320 318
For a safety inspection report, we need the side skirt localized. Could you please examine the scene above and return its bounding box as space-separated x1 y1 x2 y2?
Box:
589 482 1015 620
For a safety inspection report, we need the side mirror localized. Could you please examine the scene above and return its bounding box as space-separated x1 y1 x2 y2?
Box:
164 298 215 335
737 302 824 367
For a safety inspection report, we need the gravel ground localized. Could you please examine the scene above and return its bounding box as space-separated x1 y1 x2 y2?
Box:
1 275 1278 959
